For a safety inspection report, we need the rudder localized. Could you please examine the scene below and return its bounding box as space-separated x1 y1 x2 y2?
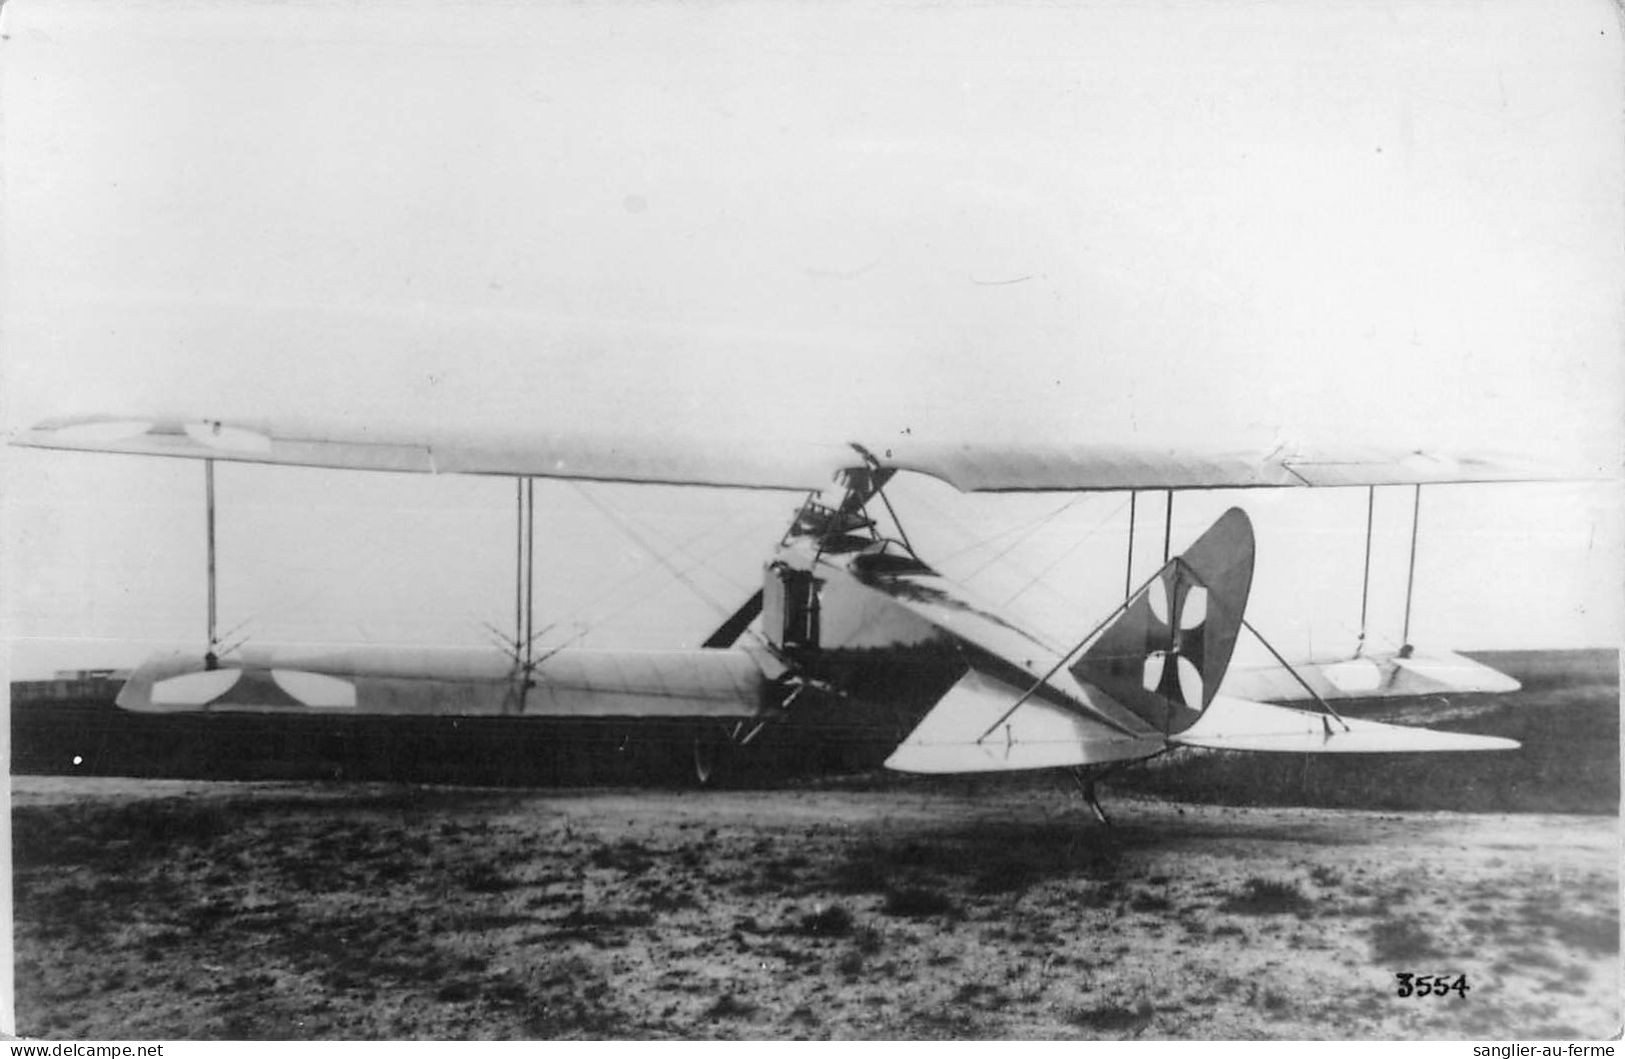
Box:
1070 507 1255 735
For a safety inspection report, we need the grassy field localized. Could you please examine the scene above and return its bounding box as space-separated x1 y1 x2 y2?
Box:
11 782 1617 1039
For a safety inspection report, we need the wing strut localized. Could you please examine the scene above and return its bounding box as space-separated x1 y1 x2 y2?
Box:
1124 492 1137 600
524 479 537 700
1357 485 1375 655
1162 489 1174 562
506 477 538 711
204 459 219 670
1400 483 1422 657
514 478 525 664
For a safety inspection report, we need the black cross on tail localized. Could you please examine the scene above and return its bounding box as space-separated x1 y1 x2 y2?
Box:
1072 507 1255 735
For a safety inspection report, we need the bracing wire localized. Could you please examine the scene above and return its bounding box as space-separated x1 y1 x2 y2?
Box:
923 492 1086 570
474 512 770 656
568 482 767 634
482 486 750 637
568 519 773 645
898 488 1088 596
1001 495 1133 608
462 478 765 654
958 503 1084 582
976 559 1179 744
583 485 765 598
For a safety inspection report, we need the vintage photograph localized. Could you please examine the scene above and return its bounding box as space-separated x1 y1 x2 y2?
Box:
3 0 1619 1041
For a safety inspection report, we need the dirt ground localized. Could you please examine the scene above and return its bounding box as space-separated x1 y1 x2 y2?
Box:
11 774 1620 1040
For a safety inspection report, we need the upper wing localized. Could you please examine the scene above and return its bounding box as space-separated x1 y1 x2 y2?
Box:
884 440 1598 491
10 415 842 491
11 415 1593 492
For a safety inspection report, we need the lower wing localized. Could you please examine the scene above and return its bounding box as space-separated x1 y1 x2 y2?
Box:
116 644 766 719
1221 646 1519 704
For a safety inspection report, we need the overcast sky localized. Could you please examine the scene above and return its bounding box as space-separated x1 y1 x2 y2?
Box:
2 0 1620 678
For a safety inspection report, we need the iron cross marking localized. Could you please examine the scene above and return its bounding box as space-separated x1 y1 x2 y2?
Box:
1147 560 1208 710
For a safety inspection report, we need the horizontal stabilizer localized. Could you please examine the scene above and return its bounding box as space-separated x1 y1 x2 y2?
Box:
1171 695 1519 753
885 668 1162 774
1222 648 1520 703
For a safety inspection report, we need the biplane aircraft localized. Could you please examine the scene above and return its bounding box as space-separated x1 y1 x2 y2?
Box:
13 415 1563 818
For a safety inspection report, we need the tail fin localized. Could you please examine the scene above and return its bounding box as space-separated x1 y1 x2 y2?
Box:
1071 507 1254 735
